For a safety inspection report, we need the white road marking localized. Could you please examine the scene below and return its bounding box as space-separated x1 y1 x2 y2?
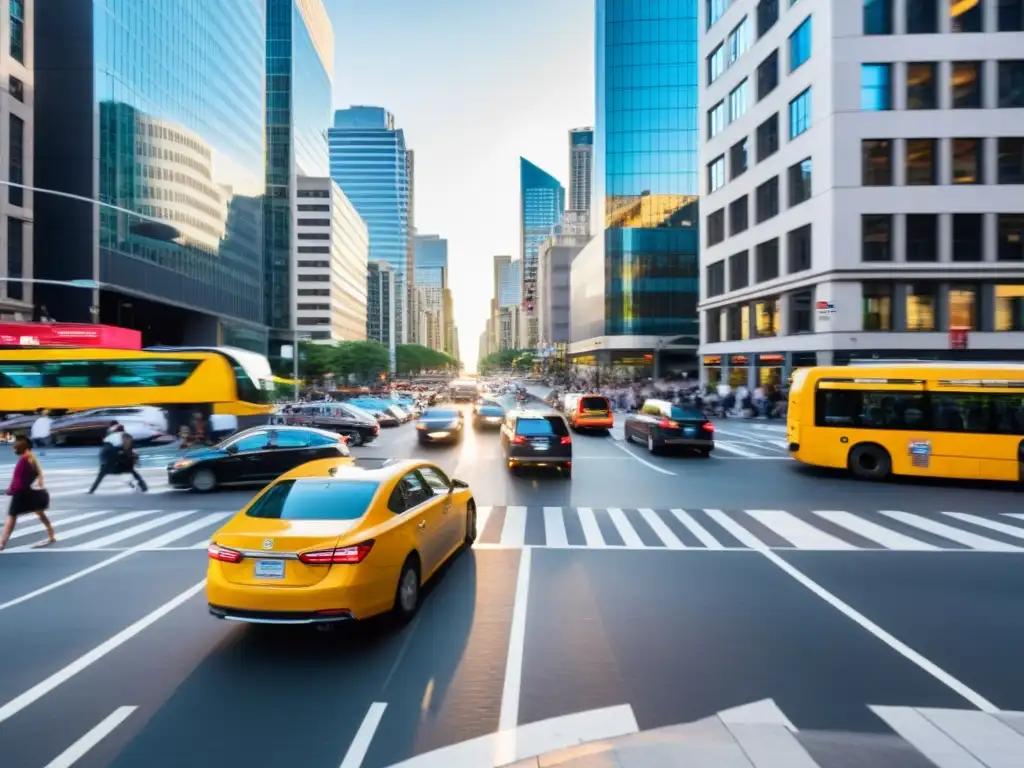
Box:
8 509 113 540
473 506 493 544
338 702 387 768
870 706 987 768
744 510 855 550
495 547 532 766
575 507 606 548
637 508 684 549
612 441 675 475
879 510 1019 552
918 707 1024 766
0 580 205 725
5 510 163 552
718 698 796 731
607 507 644 548
542 507 568 548
813 511 937 551
670 509 722 549
499 506 528 547
44 705 138 768
724 723 820 767
943 512 1024 543
761 550 999 712
713 441 765 458
66 511 197 551
704 508 766 549
132 513 231 550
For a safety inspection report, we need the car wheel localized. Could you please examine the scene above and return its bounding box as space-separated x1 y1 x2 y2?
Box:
393 557 421 622
848 443 892 481
54 433 67 446
463 501 477 548
190 468 217 493
346 431 363 447
647 434 659 455
698 448 712 458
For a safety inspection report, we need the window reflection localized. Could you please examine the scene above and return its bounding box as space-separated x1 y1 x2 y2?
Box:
948 285 977 330
952 138 983 184
952 61 983 108
950 0 983 32
862 283 892 331
907 62 937 109
906 284 937 331
754 298 779 337
995 285 1024 331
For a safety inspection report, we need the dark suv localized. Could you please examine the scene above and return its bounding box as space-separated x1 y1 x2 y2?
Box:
500 410 572 478
274 403 379 446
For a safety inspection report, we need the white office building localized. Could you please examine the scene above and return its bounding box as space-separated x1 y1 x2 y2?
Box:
295 176 369 342
697 0 1024 390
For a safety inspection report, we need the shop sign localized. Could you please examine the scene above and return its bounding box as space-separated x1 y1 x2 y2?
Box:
729 354 749 365
703 355 722 366
908 440 931 469
816 301 835 320
758 354 784 364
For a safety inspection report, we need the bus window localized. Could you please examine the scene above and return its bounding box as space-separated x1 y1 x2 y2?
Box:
232 363 270 404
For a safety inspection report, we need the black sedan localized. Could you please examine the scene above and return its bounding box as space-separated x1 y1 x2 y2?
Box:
472 401 505 429
415 408 464 444
623 399 714 456
167 425 350 492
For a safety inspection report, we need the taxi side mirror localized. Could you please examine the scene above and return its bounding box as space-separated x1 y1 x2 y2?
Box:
225 444 239 454
451 479 469 489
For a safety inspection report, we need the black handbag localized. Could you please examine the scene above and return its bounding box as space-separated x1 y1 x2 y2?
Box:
27 488 49 511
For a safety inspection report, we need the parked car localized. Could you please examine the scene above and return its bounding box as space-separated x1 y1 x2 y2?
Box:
274 402 379 446
51 406 169 446
500 409 572 478
623 399 714 456
168 425 350 492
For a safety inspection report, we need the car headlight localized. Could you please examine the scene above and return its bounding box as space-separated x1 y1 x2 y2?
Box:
172 459 196 470
416 423 427 430
448 420 461 429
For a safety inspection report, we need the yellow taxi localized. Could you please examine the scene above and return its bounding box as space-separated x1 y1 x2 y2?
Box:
206 457 477 625
564 393 614 431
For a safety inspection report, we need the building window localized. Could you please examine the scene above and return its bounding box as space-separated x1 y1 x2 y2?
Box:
787 224 812 273
995 284 1024 330
862 214 893 262
755 176 780 223
790 291 813 333
707 209 726 247
999 0 1024 31
709 101 726 138
729 305 751 341
729 195 749 235
952 61 983 108
757 0 779 37
905 138 937 185
728 17 750 63
297 219 331 227
788 89 811 139
756 113 779 160
6 217 23 300
862 283 893 330
708 0 731 28
755 238 780 282
861 64 892 111
757 49 779 100
864 0 893 34
952 138 984 184
708 155 726 193
707 309 722 343
907 62 937 109
998 214 1024 260
754 299 780 337
708 44 726 84
952 214 984 261
906 284 937 331
8 75 23 102
729 250 749 291
862 139 893 185
906 214 938 261
728 80 749 123
948 285 978 330
8 115 23 207
999 138 1024 184
906 0 939 33
998 61 1024 108
9 0 23 63
950 0 983 32
706 262 726 298
788 17 812 72
788 158 812 207
730 138 749 179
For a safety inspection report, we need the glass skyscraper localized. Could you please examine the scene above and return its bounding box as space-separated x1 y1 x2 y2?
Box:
520 158 565 349
329 107 410 351
413 234 448 289
265 0 333 342
570 0 700 373
34 0 269 350
568 128 594 218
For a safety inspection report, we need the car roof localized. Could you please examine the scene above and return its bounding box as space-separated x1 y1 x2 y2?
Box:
508 408 564 419
277 457 438 483
235 424 340 438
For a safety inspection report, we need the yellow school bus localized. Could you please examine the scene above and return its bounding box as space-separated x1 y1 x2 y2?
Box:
0 346 275 428
787 362 1024 483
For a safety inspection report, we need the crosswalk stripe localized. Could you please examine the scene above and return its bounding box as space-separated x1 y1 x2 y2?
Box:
638 508 684 549
879 510 1020 552
5 510 162 552
948 512 1024 542
669 509 722 549
576 507 605 548
918 707 1024 765
474 505 493 543
500 506 527 547
543 507 568 547
869 706 988 768
704 508 765 549
607 508 644 548
66 511 197 550
744 510 855 551
9 510 113 540
134 513 231 550
814 511 937 551
189 538 212 550
713 441 763 458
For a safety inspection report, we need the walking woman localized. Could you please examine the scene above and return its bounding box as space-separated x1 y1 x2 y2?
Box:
1 435 56 550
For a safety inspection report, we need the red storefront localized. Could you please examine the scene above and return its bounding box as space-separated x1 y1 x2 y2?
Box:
0 323 142 350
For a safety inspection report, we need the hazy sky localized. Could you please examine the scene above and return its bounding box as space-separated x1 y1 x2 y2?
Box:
326 0 594 370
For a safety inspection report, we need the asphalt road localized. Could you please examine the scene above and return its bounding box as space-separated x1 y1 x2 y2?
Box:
2 404 1024 767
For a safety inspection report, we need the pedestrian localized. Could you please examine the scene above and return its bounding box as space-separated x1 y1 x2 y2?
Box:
88 433 148 494
30 408 53 455
1 435 56 550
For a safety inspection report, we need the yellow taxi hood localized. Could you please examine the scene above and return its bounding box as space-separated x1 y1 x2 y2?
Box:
279 456 357 480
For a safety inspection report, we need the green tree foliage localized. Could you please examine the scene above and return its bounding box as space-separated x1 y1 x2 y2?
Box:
296 340 390 382
478 349 535 374
395 344 458 375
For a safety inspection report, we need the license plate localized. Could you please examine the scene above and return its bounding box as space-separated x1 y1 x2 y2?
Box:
532 441 549 451
487 417 501 422
428 431 450 438
683 426 696 437
254 560 285 579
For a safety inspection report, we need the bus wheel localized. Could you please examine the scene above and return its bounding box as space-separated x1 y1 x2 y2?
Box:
848 444 891 481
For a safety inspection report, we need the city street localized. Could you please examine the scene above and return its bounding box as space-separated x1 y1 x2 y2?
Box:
2 406 1024 766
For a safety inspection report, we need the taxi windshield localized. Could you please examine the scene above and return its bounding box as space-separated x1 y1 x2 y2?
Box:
422 409 458 419
581 396 609 410
245 479 379 520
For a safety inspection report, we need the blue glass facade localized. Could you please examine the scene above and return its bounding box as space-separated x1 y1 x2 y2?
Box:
329 108 410 345
576 0 701 342
413 235 448 289
34 0 269 349
520 158 565 346
265 0 332 335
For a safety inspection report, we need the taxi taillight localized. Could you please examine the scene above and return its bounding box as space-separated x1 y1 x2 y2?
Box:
208 543 243 563
299 540 374 565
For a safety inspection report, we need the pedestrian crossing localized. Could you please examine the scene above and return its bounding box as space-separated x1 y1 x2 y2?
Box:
611 421 791 459
0 466 177 500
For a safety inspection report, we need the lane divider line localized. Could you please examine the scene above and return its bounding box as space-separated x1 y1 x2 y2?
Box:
495 547 532 765
612 442 675 475
44 705 138 768
339 702 387 768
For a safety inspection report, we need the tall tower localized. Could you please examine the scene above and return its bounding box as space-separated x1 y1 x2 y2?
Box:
519 158 564 349
568 127 593 225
